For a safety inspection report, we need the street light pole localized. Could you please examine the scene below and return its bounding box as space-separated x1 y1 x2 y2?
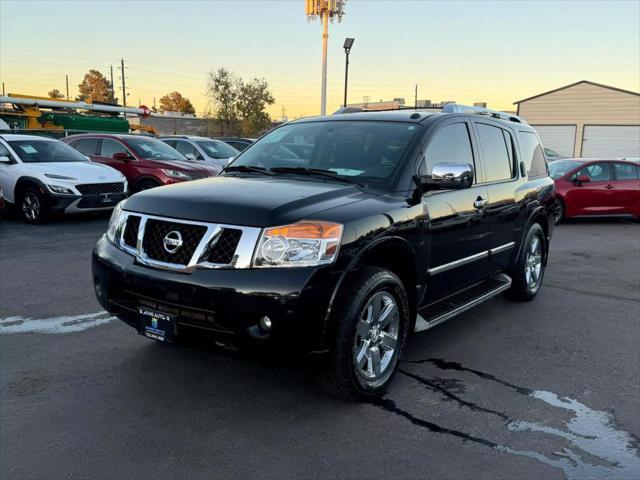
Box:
343 37 354 108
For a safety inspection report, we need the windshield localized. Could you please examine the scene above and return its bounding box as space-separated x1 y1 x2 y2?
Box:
126 138 186 161
228 121 420 185
548 160 582 179
9 139 88 163
196 140 238 159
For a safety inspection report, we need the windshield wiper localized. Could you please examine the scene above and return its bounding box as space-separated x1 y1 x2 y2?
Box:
223 165 273 176
270 167 361 186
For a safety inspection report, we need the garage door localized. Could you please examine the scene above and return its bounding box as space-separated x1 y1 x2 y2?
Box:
532 125 576 157
581 125 640 158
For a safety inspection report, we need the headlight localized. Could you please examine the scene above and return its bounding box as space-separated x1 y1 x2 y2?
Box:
253 221 343 268
48 185 75 195
45 173 77 180
106 201 125 243
162 169 191 180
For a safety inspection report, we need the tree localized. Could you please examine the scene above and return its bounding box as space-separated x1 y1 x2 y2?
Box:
206 68 238 129
158 91 196 115
48 89 65 99
76 69 111 103
236 78 275 136
206 68 275 136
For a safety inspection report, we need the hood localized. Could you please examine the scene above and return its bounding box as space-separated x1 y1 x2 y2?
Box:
27 161 124 182
139 159 210 174
123 175 365 226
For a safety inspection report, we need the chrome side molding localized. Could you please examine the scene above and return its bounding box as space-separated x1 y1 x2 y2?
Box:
428 242 515 276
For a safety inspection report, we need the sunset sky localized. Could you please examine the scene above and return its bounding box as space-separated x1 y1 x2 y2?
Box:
1 0 639 119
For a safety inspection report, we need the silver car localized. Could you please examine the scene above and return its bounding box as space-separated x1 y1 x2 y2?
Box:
159 136 239 170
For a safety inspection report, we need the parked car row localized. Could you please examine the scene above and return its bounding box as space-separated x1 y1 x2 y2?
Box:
0 133 255 223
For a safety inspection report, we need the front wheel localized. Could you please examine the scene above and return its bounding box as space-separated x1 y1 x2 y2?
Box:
506 223 546 301
20 188 48 224
134 179 160 192
316 267 409 401
553 198 565 224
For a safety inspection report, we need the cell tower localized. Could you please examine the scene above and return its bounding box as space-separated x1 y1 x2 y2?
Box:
306 0 346 115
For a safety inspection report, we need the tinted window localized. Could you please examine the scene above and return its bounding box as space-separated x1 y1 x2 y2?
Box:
176 140 198 158
8 140 88 163
476 123 512 182
519 131 547 178
613 163 639 180
73 138 99 156
100 139 128 158
576 163 612 182
0 143 12 159
422 123 474 176
161 139 176 148
232 121 419 184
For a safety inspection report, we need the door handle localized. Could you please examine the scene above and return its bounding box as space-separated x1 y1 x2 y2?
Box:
473 196 487 209
605 184 615 190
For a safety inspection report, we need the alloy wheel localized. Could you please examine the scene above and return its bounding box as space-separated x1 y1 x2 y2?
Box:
525 235 543 291
22 192 40 221
353 291 400 385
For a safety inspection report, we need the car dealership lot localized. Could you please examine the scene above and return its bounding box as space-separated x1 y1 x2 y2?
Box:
1 217 638 479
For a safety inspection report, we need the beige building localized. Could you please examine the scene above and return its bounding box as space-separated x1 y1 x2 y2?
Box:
515 80 640 158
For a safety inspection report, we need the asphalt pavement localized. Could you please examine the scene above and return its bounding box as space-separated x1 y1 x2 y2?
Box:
1 214 639 480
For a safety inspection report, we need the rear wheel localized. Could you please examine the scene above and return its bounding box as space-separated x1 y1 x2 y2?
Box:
20 188 48 224
553 198 565 224
506 223 546 301
316 267 409 401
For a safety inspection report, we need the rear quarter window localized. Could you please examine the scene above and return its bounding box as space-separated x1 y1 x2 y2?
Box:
73 138 99 156
519 131 547 178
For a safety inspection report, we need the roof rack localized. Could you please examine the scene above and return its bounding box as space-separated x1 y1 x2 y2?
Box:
442 104 527 124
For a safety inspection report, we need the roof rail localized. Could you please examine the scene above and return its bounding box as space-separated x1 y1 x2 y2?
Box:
442 104 527 124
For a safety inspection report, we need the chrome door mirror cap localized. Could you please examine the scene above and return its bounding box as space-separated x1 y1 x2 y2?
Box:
0 155 11 164
423 162 474 191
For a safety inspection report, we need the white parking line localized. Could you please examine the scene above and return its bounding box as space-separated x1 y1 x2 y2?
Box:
0 311 114 334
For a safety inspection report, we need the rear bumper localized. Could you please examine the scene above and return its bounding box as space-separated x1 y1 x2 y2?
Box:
92 236 341 351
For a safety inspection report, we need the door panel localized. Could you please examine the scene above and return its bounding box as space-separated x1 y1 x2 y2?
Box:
612 163 640 215
424 186 491 302
566 162 616 215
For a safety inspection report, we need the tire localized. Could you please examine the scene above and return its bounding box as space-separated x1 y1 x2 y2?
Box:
553 198 565 224
19 188 48 224
506 223 546 302
134 180 160 192
316 267 409 401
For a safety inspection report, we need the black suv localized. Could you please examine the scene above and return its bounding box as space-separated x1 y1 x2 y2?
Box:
93 105 554 400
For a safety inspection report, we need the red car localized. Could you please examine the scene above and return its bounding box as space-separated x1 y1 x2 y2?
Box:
63 134 218 192
549 158 640 223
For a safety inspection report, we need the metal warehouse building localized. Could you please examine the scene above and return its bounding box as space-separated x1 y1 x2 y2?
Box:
515 80 640 158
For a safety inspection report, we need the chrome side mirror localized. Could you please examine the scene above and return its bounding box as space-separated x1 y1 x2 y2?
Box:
184 153 196 161
423 162 473 190
0 155 11 164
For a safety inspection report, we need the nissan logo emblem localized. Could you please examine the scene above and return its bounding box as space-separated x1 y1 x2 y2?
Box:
163 231 183 254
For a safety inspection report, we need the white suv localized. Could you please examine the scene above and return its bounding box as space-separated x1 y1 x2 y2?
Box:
0 134 128 223
159 136 239 171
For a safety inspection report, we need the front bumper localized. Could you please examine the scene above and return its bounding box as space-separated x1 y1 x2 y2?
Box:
48 192 127 213
92 236 341 351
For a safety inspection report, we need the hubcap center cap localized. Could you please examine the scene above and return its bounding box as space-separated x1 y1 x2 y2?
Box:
370 325 380 342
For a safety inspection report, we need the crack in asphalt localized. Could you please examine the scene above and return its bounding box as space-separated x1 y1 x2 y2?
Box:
379 358 640 480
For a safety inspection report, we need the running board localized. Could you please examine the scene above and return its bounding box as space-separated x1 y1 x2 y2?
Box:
414 274 512 332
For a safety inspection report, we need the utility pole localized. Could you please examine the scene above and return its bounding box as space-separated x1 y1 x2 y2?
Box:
120 59 127 106
110 65 115 103
2 82 5 96
414 85 418 108
65 75 69 100
153 97 156 111
306 0 346 116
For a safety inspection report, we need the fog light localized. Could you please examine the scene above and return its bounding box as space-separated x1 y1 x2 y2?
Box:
259 316 272 331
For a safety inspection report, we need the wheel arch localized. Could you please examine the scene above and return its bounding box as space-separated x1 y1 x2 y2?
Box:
320 236 423 348
14 176 48 201
132 175 162 191
514 206 550 267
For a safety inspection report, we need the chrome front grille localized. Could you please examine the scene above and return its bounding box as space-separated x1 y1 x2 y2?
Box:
116 211 261 272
